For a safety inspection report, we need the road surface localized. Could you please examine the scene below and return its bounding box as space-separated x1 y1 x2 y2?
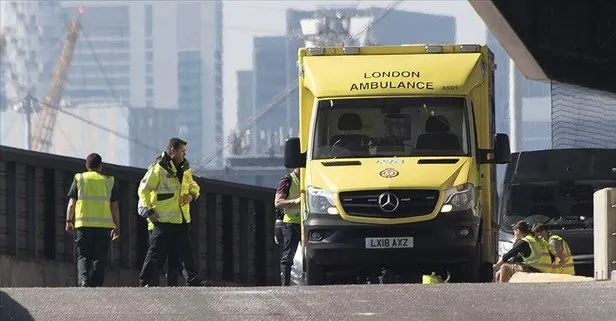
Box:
1 282 615 321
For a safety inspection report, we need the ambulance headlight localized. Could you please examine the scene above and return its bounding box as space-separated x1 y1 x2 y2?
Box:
306 186 338 215
441 183 476 213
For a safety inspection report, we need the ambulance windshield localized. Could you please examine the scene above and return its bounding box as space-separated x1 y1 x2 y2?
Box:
311 97 471 159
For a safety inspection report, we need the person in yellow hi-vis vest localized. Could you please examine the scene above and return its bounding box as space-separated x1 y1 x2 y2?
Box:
532 223 576 275
139 155 185 286
493 221 553 282
137 138 210 287
65 153 120 287
274 167 301 286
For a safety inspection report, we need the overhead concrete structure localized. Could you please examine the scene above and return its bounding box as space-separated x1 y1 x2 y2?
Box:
470 0 616 149
469 0 616 94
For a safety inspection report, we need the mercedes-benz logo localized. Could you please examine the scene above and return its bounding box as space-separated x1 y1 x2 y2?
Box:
378 192 399 213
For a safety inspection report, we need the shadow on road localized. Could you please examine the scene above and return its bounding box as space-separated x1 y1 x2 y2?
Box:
0 291 35 321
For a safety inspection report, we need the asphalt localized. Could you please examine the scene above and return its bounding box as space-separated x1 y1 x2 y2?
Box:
1 282 615 321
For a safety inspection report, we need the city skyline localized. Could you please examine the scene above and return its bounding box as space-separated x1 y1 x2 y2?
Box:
1 0 225 168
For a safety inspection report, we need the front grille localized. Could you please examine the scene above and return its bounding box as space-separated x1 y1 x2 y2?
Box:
339 190 439 218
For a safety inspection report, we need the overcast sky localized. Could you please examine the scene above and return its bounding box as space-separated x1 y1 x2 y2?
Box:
221 0 487 134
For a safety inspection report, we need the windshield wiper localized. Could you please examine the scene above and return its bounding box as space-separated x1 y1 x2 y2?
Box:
543 216 587 228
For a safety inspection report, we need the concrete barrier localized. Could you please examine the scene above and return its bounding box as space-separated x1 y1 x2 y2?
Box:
593 187 616 281
0 254 138 287
0 255 251 287
509 272 595 283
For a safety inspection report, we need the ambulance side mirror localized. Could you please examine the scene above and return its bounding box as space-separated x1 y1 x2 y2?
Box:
284 137 306 168
494 133 511 164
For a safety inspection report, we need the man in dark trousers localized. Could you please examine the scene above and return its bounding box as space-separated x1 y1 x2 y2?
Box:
274 168 302 286
139 155 188 286
65 153 120 287
137 137 210 287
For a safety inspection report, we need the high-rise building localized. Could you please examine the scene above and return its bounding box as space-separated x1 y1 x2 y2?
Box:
236 70 254 129
521 96 552 150
58 1 223 112
251 36 288 155
177 50 204 158
60 4 131 104
485 29 552 152
234 70 253 155
0 1 225 168
129 107 180 168
485 29 553 190
0 1 64 109
363 8 456 45
174 1 224 169
485 30 512 137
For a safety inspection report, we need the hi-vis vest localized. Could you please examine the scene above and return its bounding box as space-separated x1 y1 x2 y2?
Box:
521 234 554 273
74 171 115 229
549 234 575 275
138 152 200 225
283 171 300 224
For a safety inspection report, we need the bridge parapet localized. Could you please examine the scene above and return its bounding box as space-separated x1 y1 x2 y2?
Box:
0 146 279 286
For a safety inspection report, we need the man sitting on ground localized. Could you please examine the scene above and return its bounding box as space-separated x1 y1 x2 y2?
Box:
493 221 553 282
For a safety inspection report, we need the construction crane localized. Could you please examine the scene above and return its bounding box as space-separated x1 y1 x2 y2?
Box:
30 6 83 153
192 0 404 171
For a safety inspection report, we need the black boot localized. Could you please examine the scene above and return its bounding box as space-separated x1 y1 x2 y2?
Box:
280 265 292 286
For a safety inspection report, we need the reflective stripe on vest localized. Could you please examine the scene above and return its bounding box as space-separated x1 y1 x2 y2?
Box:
283 172 301 224
74 171 115 229
147 210 182 230
157 172 180 194
550 234 576 275
522 234 553 273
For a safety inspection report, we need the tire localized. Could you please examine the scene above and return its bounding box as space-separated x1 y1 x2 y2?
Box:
305 257 326 285
457 246 481 283
479 262 494 283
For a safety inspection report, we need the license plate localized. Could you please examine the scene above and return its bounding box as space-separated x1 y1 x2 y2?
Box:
365 237 414 249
